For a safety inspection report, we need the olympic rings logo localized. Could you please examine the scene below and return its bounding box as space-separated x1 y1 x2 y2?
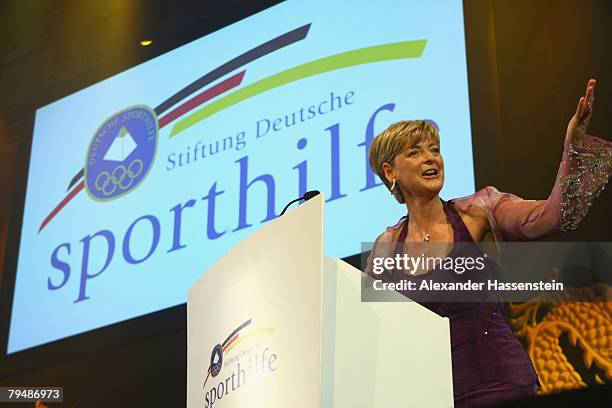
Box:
94 159 144 197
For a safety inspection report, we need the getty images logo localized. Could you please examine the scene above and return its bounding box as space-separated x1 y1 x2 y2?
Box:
202 319 278 408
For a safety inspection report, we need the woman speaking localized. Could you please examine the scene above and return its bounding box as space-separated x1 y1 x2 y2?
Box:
366 79 611 407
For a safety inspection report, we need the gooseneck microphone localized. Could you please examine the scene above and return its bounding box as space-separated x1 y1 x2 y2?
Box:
279 190 321 216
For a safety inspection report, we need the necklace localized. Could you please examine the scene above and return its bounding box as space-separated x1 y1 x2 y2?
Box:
404 228 433 275
422 232 430 257
409 209 444 256
399 203 451 275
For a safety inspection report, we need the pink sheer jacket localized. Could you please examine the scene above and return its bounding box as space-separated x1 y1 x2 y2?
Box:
371 134 612 249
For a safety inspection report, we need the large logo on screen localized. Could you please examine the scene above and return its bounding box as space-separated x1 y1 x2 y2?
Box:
84 105 158 201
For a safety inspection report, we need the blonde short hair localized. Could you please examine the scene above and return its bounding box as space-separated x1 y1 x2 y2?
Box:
369 120 440 203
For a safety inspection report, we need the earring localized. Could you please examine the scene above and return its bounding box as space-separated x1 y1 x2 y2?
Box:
390 178 396 194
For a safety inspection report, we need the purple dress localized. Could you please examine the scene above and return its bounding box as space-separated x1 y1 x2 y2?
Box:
393 200 538 407
366 134 612 407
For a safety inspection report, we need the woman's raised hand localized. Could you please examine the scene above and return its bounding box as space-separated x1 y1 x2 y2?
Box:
566 78 596 146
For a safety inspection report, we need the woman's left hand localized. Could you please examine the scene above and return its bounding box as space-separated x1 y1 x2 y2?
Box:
566 78 596 146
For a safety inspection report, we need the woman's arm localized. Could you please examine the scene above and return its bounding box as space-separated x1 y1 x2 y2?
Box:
456 79 612 241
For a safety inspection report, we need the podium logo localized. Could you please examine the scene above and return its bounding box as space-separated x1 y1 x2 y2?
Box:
202 318 277 407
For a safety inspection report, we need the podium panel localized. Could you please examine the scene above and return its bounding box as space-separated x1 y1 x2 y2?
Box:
187 197 323 408
322 257 453 407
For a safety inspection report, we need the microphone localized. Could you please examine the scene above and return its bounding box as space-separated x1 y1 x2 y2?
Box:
279 190 320 216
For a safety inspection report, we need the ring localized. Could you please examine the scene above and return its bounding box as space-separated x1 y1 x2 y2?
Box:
581 103 593 121
92 158 145 197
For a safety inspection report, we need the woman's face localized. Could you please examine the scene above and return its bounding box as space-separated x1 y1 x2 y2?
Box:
384 137 445 200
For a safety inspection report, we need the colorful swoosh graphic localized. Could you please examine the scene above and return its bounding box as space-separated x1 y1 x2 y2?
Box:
170 39 427 137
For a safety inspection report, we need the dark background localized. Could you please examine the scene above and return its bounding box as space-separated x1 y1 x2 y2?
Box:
0 0 610 406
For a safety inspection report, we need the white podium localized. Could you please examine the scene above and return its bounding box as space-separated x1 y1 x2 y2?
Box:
187 194 453 407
